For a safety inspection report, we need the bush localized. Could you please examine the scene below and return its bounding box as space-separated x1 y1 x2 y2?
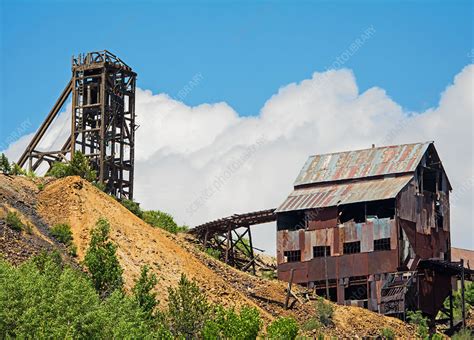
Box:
452 328 473 340
205 247 221 259
132 265 158 319
167 274 210 337
0 253 171 338
407 310 429 339
267 317 299 339
50 223 73 245
316 297 334 326
380 327 395 339
301 317 321 332
68 244 78 257
202 305 262 339
143 210 187 234
0 154 11 174
6 211 24 231
10 163 26 176
37 183 44 191
47 151 97 182
47 162 70 178
120 199 143 218
84 218 123 298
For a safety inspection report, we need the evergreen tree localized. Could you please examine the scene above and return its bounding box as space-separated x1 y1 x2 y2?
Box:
84 218 123 298
132 265 158 319
0 154 11 174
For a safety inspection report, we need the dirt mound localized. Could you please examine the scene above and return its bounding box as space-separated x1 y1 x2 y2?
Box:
1 174 416 337
37 176 272 316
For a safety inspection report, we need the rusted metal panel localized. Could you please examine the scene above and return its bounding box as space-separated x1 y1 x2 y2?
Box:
294 142 431 187
368 250 398 273
396 178 417 222
361 221 373 252
276 175 413 212
307 207 338 230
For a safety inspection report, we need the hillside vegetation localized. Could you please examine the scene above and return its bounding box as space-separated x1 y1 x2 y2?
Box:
0 173 417 338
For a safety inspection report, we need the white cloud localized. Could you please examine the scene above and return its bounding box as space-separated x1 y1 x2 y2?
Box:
3 66 473 254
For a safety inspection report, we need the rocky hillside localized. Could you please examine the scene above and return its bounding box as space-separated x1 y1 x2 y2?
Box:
0 174 416 337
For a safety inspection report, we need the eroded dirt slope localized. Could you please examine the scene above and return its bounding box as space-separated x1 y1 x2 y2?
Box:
1 174 416 337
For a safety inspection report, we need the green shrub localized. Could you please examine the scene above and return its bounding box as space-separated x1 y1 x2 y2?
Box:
84 218 123 298
132 265 158 319
380 327 395 339
167 273 210 337
6 211 24 231
205 247 221 259
47 151 97 182
407 310 429 339
10 163 26 176
316 297 334 326
50 223 73 245
143 210 187 234
301 317 321 332
0 253 171 338
37 183 44 191
47 162 70 178
68 244 78 257
0 154 11 174
452 328 473 340
202 305 261 339
267 316 299 339
120 199 143 218
261 269 277 280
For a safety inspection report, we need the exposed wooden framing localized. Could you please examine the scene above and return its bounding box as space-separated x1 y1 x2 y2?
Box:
191 209 276 275
18 51 137 200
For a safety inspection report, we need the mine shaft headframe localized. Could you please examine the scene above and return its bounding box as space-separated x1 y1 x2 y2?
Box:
71 50 137 200
17 50 137 200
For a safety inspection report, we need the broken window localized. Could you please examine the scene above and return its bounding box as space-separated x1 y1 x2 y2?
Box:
339 202 365 224
422 168 438 194
343 241 361 254
316 287 338 302
313 246 330 258
284 250 301 262
345 283 368 301
277 211 306 231
374 238 391 251
366 199 395 219
338 199 395 224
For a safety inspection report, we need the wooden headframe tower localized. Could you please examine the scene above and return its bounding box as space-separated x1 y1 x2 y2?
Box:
17 50 137 199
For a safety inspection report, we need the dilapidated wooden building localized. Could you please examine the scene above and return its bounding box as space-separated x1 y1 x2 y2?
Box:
276 142 456 319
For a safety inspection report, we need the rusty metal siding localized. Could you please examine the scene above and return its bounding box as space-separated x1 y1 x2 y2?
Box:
307 207 338 230
276 175 413 212
294 142 430 187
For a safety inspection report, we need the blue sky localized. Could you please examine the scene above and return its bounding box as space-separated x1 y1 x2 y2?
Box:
0 0 472 142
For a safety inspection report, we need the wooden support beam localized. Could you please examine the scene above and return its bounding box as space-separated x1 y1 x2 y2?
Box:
285 268 295 310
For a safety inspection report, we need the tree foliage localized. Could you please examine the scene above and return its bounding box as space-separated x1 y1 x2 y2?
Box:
6 211 24 231
143 210 188 234
47 151 97 182
84 218 123 298
0 253 171 339
202 306 262 339
0 153 11 174
132 265 158 319
50 223 73 245
167 273 210 337
266 317 299 339
120 199 143 218
407 310 429 339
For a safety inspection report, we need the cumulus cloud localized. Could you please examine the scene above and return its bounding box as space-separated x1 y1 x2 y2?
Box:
3 66 473 254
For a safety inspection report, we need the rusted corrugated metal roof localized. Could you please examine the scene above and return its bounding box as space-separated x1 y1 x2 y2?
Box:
451 247 474 269
294 142 431 187
276 175 413 212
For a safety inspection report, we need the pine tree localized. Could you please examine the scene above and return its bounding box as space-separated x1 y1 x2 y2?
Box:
0 154 11 174
84 218 123 298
